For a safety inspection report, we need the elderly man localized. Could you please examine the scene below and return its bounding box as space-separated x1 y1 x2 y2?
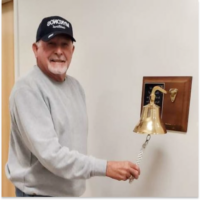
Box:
5 16 140 197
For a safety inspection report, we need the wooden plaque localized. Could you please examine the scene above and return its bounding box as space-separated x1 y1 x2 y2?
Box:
141 77 192 132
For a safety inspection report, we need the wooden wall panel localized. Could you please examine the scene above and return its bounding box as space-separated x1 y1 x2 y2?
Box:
2 0 15 197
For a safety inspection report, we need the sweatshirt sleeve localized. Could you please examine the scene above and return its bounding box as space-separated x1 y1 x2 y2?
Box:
10 87 107 180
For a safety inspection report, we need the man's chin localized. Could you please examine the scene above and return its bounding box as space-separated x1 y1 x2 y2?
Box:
48 65 68 75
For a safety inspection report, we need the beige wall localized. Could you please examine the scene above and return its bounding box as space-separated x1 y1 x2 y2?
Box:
2 0 15 197
14 0 198 197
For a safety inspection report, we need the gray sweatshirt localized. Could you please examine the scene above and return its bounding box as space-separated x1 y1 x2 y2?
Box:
5 65 107 197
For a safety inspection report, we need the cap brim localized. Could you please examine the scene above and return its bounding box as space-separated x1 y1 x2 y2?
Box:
41 31 76 42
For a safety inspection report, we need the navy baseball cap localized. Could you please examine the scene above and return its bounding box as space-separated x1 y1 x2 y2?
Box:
36 16 76 42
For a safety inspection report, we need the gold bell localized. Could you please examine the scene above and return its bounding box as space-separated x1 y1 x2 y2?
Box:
134 86 167 134
129 86 167 184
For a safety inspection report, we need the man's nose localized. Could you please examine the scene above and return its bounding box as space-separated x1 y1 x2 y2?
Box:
55 46 63 55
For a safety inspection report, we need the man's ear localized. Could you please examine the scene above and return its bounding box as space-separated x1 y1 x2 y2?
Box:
72 45 75 53
32 43 38 58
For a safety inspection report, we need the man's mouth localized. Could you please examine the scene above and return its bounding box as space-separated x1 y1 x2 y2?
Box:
49 59 66 63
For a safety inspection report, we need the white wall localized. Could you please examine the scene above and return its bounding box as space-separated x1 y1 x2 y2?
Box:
14 0 198 197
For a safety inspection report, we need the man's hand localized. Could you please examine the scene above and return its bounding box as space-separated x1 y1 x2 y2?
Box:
106 161 140 181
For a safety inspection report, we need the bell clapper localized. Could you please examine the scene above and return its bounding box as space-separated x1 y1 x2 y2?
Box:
129 134 151 184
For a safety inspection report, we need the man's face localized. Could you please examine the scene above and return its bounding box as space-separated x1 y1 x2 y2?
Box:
33 34 75 78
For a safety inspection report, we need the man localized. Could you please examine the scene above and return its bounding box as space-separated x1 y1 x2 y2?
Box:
5 16 140 197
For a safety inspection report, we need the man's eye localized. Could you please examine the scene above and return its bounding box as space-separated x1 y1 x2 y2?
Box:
48 42 55 46
63 43 69 46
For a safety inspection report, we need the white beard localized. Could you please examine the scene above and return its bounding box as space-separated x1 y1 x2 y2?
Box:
48 63 68 75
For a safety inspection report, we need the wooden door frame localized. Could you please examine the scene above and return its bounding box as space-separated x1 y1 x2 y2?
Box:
2 0 15 197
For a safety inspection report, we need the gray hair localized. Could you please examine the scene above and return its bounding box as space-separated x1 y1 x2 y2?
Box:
35 41 41 47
